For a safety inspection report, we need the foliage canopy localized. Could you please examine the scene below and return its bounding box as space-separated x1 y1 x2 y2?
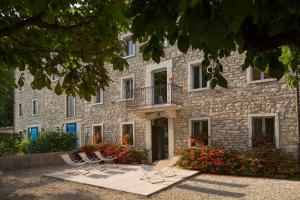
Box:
1 0 300 100
128 0 300 88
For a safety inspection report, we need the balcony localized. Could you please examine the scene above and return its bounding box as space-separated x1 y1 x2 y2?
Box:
126 83 183 115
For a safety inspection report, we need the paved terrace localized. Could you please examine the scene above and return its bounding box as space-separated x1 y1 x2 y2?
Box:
44 164 198 196
1 165 300 200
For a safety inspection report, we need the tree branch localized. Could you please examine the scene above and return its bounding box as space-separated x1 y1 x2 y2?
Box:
242 19 300 52
0 2 96 38
0 1 49 38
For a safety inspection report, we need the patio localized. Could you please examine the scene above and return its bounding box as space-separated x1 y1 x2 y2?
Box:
1 165 300 200
44 164 199 196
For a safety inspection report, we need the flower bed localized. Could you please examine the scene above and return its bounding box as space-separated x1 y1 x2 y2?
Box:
177 145 300 178
77 144 144 164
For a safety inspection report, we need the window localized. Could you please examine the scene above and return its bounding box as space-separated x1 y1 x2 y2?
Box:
252 117 275 148
18 103 23 117
121 76 134 100
248 66 274 83
121 123 134 146
122 35 135 58
93 89 103 104
66 96 75 117
92 124 103 144
32 100 39 116
189 118 211 147
189 62 209 90
249 114 279 149
51 74 59 81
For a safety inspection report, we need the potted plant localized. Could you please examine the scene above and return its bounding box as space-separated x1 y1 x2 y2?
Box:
140 147 149 164
127 150 141 164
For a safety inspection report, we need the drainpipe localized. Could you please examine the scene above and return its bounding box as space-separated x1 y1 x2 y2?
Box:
296 84 300 161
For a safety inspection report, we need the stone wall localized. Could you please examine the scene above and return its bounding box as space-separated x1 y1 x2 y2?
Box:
0 152 68 171
14 69 85 143
14 41 299 157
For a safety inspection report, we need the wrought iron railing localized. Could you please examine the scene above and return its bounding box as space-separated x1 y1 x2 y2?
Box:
126 83 183 109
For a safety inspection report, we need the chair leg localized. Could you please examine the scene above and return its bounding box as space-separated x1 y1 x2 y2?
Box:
103 159 117 168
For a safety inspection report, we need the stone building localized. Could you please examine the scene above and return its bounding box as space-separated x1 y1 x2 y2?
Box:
14 34 300 161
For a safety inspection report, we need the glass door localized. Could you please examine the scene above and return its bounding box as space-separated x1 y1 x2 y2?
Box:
153 70 167 105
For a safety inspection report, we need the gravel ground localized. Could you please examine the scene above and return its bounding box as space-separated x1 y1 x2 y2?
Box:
0 165 300 200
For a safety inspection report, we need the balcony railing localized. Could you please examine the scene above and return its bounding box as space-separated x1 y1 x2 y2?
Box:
126 83 183 109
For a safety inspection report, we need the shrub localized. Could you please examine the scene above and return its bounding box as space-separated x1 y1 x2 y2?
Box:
178 145 299 178
0 133 23 156
240 146 298 177
124 149 141 164
34 131 77 153
140 147 149 160
77 143 143 164
18 138 31 154
178 145 241 174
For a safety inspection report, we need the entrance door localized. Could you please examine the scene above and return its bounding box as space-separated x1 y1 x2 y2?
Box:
66 123 77 133
28 127 39 151
151 118 168 162
153 70 167 105
28 127 39 141
66 123 79 148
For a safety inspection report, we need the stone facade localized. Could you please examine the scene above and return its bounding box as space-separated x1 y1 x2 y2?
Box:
14 40 300 159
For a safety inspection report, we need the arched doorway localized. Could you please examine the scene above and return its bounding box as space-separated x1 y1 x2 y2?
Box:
151 117 168 162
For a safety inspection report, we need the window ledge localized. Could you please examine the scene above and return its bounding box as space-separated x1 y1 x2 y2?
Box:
32 114 39 117
92 102 103 106
188 145 210 148
122 54 135 59
121 144 135 147
189 87 210 92
65 116 76 119
120 98 134 102
248 78 276 85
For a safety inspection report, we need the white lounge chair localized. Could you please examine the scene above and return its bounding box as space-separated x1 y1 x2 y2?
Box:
160 156 180 177
94 151 118 168
140 156 180 184
60 154 88 174
78 152 105 171
140 162 166 184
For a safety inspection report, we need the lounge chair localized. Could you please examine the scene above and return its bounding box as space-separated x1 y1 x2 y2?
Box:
94 151 118 168
78 152 105 171
160 156 180 177
140 162 166 184
60 154 88 174
140 156 180 184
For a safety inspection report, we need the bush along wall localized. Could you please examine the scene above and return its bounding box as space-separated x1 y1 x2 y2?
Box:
0 131 77 157
77 144 144 164
0 133 23 156
177 145 300 178
33 131 77 153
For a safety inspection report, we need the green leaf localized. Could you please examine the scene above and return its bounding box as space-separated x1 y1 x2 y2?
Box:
54 82 63 95
269 60 285 80
112 56 128 71
177 34 190 53
152 49 161 63
216 73 228 88
210 78 218 89
202 58 210 68
17 75 24 87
